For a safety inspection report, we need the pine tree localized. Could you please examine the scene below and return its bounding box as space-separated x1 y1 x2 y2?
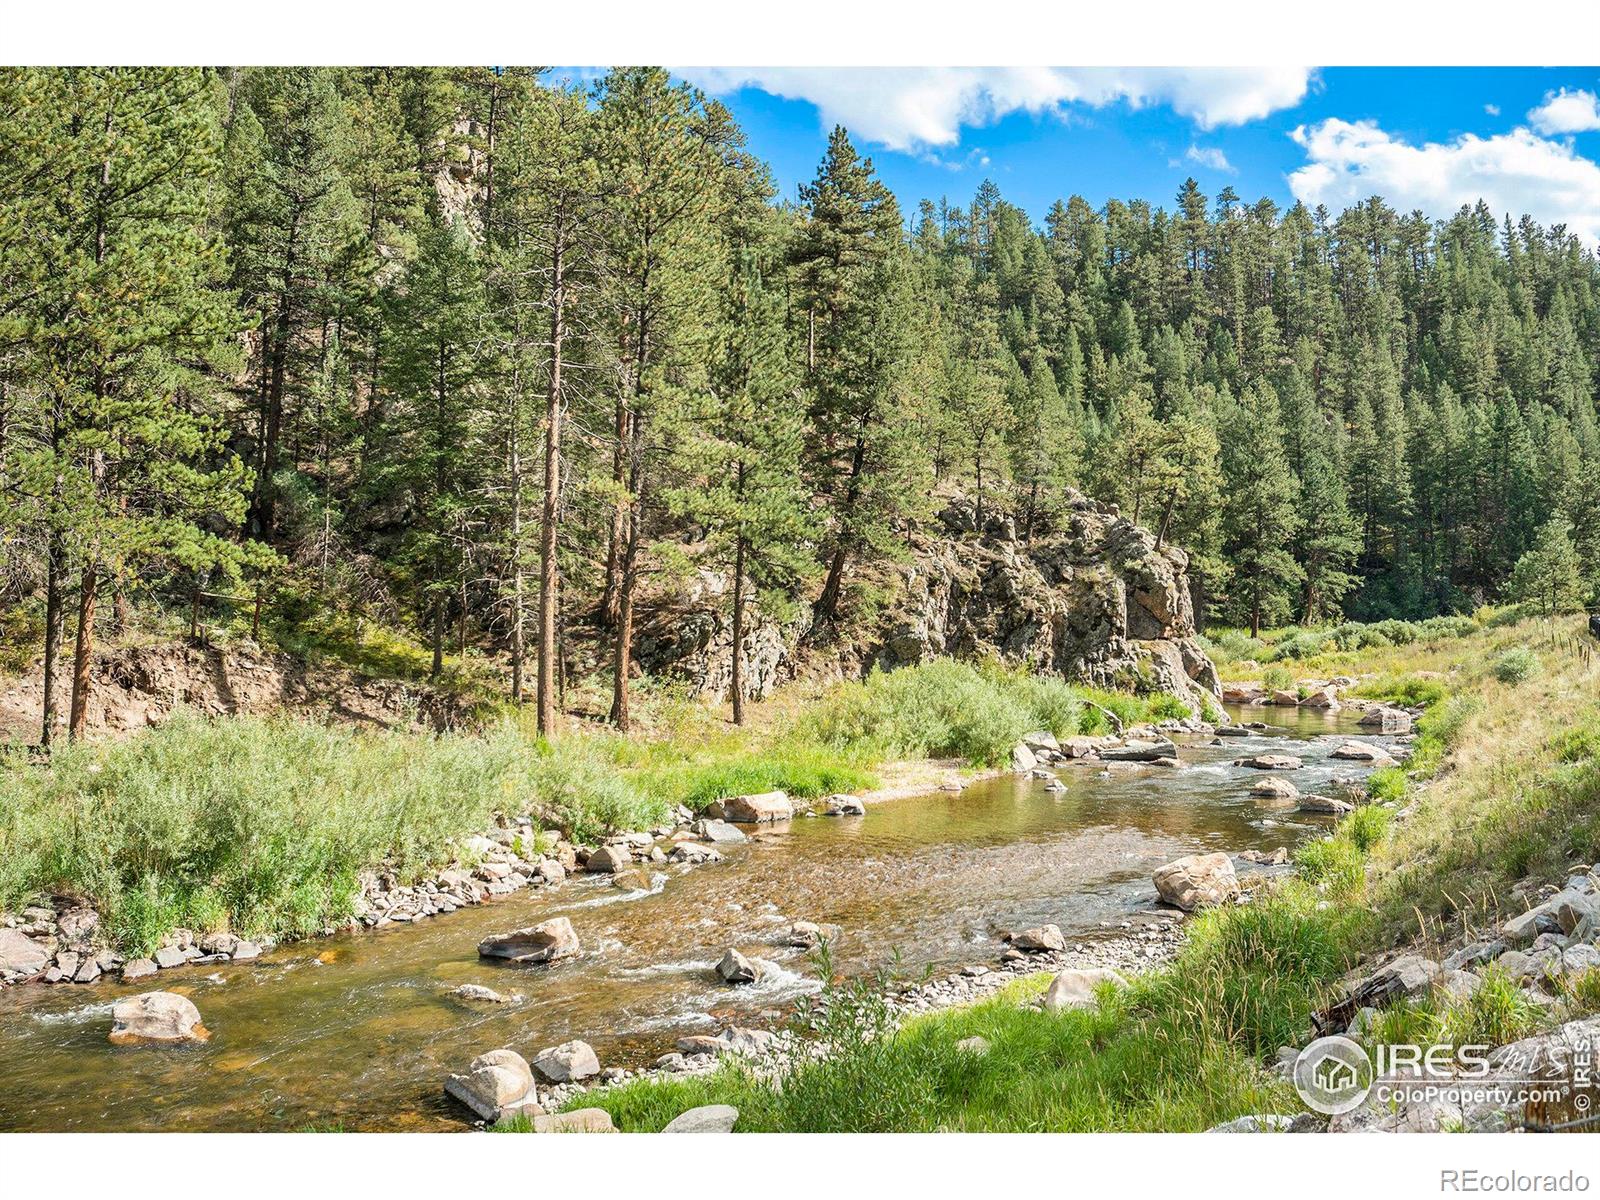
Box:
3 68 252 740
669 245 816 723
1508 517 1585 615
372 216 490 678
1220 382 1303 635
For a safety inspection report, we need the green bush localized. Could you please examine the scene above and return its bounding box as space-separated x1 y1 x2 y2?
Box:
797 660 1085 766
1492 646 1540 685
1342 804 1393 853
1262 665 1296 692
1354 673 1447 708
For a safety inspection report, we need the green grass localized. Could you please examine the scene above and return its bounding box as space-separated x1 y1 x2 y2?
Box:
1491 645 1540 685
1352 673 1448 708
0 713 666 953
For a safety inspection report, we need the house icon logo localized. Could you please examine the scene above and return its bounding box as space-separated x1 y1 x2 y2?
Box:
1293 1036 1373 1115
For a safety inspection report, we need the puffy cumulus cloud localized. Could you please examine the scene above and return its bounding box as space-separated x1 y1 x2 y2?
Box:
1185 144 1234 172
1528 87 1600 135
1288 119 1600 247
678 67 1312 151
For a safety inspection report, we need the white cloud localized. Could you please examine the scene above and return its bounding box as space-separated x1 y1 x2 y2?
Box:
679 66 1312 151
1484 103 1500 117
1185 144 1234 172
1528 87 1600 135
1288 118 1600 246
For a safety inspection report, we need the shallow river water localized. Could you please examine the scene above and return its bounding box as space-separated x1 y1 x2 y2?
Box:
0 704 1392 1131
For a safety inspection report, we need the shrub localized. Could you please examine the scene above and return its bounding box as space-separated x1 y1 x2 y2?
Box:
1440 964 1544 1047
1492 646 1540 685
1342 805 1393 853
1355 673 1447 708
1262 665 1296 692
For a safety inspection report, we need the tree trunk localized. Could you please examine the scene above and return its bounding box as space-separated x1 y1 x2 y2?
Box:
67 564 98 740
251 294 294 536
40 535 65 748
431 592 445 680
731 530 747 726
609 412 645 731
600 398 627 629
811 429 867 628
536 233 566 734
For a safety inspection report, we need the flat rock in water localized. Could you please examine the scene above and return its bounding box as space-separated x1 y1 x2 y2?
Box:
691 819 747 844
662 1104 739 1133
720 791 793 823
1233 754 1303 770
1100 739 1178 762
478 917 580 964
1296 795 1354 815
676 1027 776 1058
1215 725 1253 738
109 991 209 1045
1359 707 1413 734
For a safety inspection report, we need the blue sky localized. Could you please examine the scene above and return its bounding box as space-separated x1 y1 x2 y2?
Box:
557 67 1600 243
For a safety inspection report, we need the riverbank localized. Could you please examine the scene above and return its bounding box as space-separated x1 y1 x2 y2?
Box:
521 615 1600 1133
0 658 1201 985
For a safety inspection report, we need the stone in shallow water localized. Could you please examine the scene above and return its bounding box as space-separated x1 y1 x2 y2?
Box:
1009 924 1065 952
444 1048 540 1122
1153 853 1239 911
720 791 793 823
109 991 209 1045
478 917 580 964
716 947 761 984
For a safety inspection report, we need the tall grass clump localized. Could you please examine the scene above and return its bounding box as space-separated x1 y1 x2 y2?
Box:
798 660 1083 766
0 712 661 952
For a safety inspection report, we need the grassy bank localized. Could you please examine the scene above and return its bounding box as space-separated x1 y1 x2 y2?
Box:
0 658 1197 955
545 615 1600 1132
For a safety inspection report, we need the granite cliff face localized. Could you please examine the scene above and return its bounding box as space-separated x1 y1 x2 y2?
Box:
637 489 1222 714
864 491 1220 711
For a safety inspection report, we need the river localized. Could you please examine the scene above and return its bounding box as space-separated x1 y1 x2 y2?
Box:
0 704 1393 1131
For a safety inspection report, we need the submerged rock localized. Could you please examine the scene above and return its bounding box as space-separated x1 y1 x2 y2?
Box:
1329 741 1395 765
478 917 580 964
821 794 866 816
1249 777 1299 803
109 991 209 1045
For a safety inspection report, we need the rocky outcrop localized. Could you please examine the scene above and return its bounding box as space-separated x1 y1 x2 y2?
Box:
635 490 1222 715
866 492 1222 713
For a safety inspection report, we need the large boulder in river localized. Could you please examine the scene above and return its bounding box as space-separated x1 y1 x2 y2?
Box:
1329 741 1395 765
445 1048 540 1122
720 790 793 823
1010 924 1066 952
478 917 580 964
109 991 209 1045
1359 706 1413 734
1153 853 1240 911
584 844 631 873
531 1039 600 1083
716 948 762 985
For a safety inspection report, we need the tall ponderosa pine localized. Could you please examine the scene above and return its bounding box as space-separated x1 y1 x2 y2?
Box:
3 67 251 740
1219 382 1303 635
